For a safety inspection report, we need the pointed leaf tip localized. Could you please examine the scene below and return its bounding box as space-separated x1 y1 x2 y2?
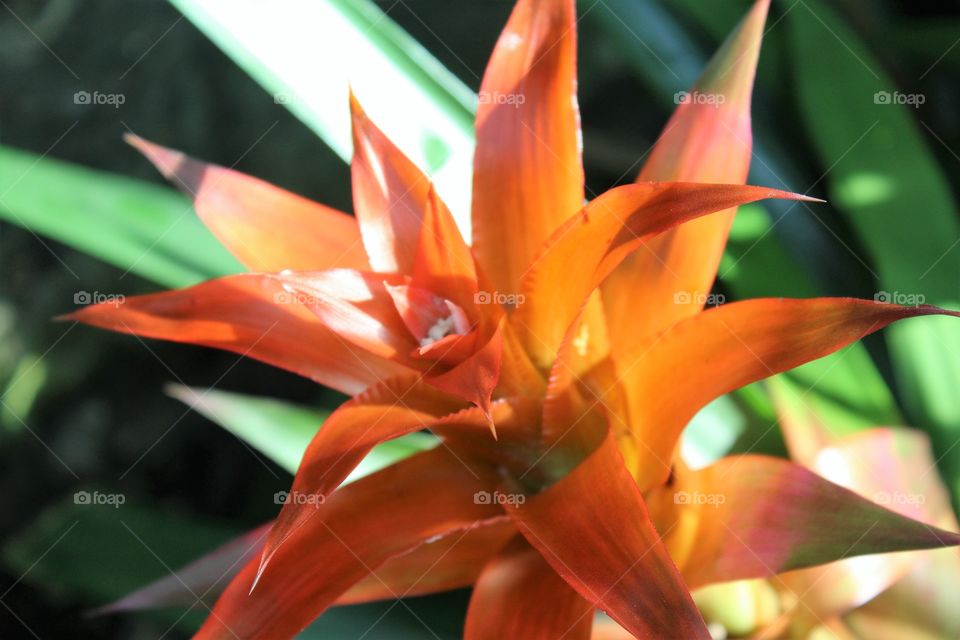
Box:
125 134 371 273
349 88 433 274
698 0 771 106
123 133 189 186
481 403 497 440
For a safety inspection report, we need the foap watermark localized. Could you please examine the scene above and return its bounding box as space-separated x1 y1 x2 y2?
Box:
74 490 126 509
274 291 321 306
674 90 726 108
74 90 125 109
874 91 925 109
274 490 326 507
874 491 925 506
874 290 925 306
673 491 725 508
478 90 526 108
273 92 294 105
673 290 725 306
473 490 526 506
74 291 125 307
474 290 525 308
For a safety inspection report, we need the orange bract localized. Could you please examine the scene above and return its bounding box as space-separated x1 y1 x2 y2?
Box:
71 0 960 638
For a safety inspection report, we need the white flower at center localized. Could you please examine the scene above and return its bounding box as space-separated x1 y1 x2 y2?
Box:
419 315 459 347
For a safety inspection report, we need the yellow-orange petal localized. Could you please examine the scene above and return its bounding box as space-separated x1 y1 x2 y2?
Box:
471 0 584 295
514 182 816 369
609 298 960 491
601 0 770 353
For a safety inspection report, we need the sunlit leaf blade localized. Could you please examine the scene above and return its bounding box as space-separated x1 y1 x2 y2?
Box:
169 0 476 233
789 0 960 505
0 145 242 288
167 386 323 475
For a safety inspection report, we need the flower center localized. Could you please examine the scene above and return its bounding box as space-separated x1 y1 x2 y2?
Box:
419 315 460 347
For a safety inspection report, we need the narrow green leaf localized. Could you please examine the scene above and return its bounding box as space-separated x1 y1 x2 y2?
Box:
724 205 901 432
1 498 232 609
0 145 242 289
0 353 48 432
167 385 437 477
789 0 960 502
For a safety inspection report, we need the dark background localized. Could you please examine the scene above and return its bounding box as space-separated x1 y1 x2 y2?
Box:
1 0 959 637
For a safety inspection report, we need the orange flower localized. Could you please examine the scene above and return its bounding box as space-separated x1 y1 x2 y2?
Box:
72 0 960 637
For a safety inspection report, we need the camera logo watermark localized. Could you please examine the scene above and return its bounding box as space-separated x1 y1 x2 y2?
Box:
874 290 925 306
74 90 125 109
473 490 526 506
673 290 725 306
74 490 126 508
274 291 321 306
673 491 725 508
274 490 325 507
674 91 726 108
74 291 125 307
873 91 924 109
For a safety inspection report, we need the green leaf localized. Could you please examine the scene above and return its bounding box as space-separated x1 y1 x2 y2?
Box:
723 205 901 433
1 497 232 612
168 0 477 234
789 0 960 502
167 385 437 478
0 144 242 289
0 353 49 433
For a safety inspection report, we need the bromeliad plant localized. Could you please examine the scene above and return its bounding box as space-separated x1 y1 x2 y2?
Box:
70 0 960 637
